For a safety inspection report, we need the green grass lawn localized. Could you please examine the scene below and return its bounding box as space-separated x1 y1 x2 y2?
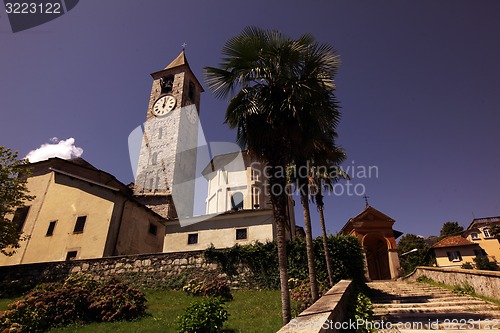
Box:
1 290 282 333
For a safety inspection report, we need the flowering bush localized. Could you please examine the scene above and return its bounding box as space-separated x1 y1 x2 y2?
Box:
289 278 329 314
182 274 232 301
0 274 146 332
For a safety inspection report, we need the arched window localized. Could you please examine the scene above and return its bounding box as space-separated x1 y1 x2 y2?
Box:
189 81 195 101
151 152 158 165
160 75 174 94
231 192 244 210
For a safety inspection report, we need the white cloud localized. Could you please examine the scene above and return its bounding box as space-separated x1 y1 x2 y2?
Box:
26 137 84 163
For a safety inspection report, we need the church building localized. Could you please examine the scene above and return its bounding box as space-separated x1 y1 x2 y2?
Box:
340 205 402 280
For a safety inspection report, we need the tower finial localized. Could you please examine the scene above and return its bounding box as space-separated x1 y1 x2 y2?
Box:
182 42 187 50
363 194 370 207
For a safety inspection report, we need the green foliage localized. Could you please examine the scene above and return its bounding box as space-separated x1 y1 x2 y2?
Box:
176 297 229 333
0 147 34 256
439 221 464 239
397 234 431 275
0 274 146 332
452 281 475 295
204 235 365 289
461 262 474 269
288 278 329 315
353 292 375 333
415 275 434 283
182 275 233 301
473 256 500 271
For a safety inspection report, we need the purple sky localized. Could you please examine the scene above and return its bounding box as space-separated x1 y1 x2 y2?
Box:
1 1 499 238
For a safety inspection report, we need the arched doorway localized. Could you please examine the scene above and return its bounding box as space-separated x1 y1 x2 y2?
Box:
363 234 391 280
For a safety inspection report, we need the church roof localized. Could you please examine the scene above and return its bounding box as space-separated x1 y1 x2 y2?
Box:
164 50 189 70
431 235 476 249
339 205 397 235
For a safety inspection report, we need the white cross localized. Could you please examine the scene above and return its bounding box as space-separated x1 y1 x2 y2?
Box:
182 42 187 50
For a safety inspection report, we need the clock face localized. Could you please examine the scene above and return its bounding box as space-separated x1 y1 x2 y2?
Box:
153 95 176 116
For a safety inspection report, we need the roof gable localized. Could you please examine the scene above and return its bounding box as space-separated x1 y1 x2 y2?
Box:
432 235 476 248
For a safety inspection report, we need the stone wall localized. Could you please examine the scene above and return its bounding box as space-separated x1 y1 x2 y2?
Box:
0 251 242 295
277 280 354 333
404 266 500 300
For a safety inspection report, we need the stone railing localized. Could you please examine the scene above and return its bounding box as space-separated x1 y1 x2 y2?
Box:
404 266 500 300
277 280 354 333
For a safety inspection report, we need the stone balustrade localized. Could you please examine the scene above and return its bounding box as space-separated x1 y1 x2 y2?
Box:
404 266 500 300
277 280 354 333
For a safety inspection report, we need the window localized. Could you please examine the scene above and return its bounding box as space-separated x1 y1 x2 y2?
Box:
236 228 248 240
66 251 78 261
188 81 195 101
231 192 244 210
149 223 158 236
483 228 492 238
73 216 87 233
446 251 462 262
471 232 480 240
151 152 158 165
160 75 174 93
12 206 30 232
158 128 163 139
187 233 198 245
46 221 57 236
474 249 487 257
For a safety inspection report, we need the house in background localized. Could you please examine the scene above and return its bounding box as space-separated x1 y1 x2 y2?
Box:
163 150 296 252
1 157 165 266
339 205 402 280
463 216 500 264
431 235 484 268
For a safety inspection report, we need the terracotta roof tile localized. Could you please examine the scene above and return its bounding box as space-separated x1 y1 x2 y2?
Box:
431 235 476 248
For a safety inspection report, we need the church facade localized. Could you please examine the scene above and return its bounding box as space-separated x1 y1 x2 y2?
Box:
340 205 402 280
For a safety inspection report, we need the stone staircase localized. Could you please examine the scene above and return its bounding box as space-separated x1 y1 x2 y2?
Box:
367 281 500 332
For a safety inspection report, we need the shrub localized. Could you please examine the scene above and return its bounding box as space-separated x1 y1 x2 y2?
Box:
176 297 229 333
88 278 147 322
0 274 147 332
474 257 499 271
204 235 365 289
461 262 474 269
289 278 329 315
183 274 232 301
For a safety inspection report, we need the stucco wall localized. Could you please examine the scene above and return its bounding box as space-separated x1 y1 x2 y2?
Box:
164 210 275 252
404 266 500 300
434 246 478 268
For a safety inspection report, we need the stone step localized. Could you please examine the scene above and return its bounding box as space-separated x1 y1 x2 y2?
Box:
372 300 493 309
371 296 478 304
368 280 500 332
373 303 499 315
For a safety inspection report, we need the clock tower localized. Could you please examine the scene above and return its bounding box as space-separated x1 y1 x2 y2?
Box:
134 51 203 219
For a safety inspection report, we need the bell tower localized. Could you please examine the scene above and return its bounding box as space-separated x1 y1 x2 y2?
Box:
134 51 203 219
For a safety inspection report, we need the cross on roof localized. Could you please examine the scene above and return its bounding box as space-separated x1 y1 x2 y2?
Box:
182 42 187 50
363 194 370 207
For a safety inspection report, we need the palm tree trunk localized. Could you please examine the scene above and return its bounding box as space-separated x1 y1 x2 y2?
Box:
270 170 292 324
299 175 319 302
318 204 334 285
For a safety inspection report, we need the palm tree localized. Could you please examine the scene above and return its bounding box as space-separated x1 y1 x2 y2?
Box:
310 149 349 286
204 26 341 324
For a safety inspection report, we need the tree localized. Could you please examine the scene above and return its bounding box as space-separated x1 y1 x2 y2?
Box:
397 234 430 275
0 147 34 256
439 221 464 239
310 150 349 286
205 27 341 324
